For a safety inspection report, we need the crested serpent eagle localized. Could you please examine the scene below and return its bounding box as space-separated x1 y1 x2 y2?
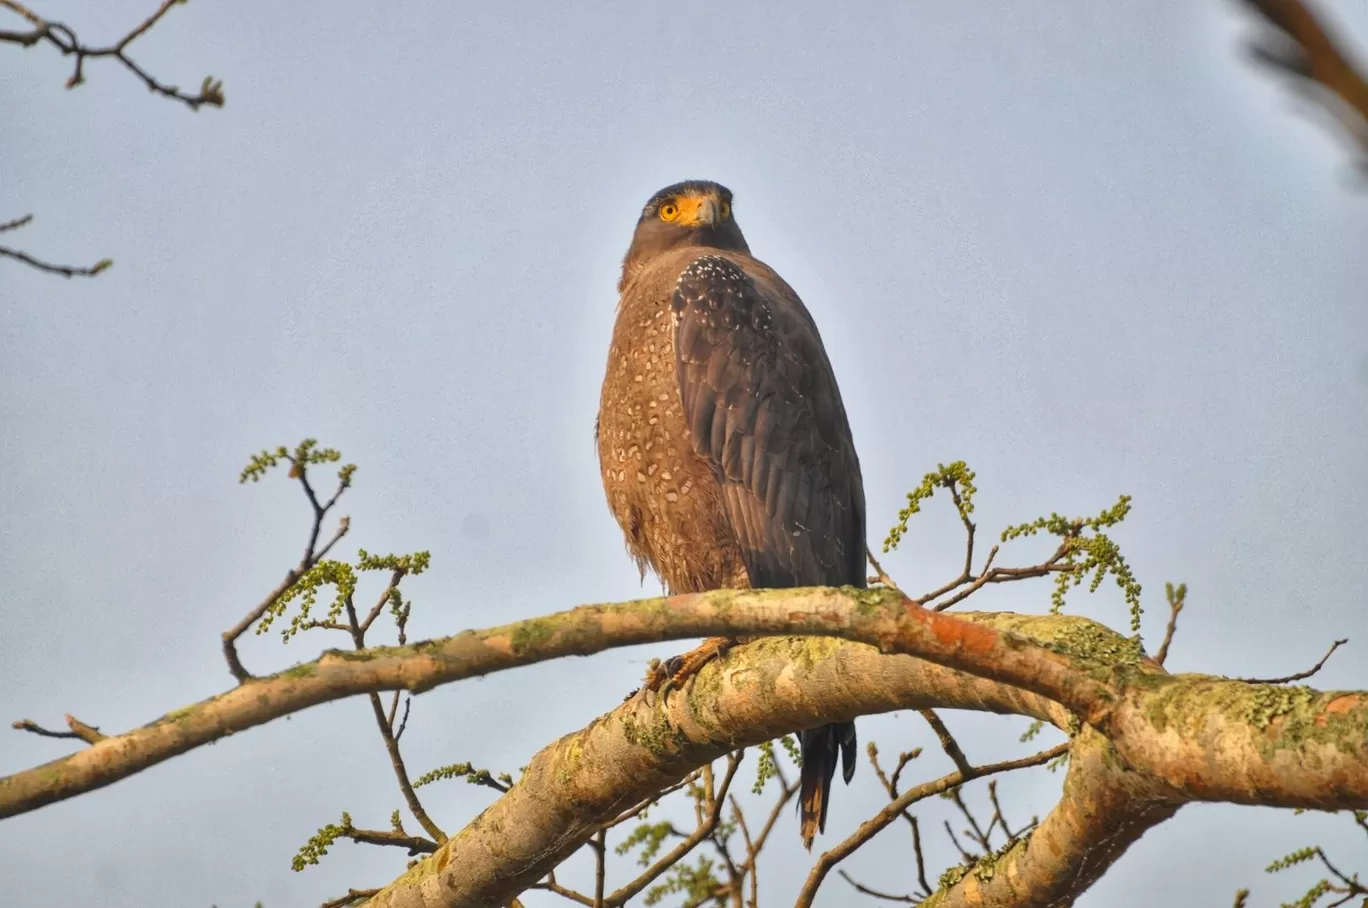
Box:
596 180 866 849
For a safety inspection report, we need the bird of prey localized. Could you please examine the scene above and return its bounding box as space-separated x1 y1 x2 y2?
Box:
596 179 866 848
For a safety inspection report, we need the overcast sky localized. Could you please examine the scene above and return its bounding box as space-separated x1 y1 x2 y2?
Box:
3 2 1367 906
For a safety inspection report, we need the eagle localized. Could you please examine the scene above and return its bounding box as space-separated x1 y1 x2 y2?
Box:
596 180 867 848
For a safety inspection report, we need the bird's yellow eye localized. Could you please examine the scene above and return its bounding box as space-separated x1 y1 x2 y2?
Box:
720 201 731 218
659 202 679 221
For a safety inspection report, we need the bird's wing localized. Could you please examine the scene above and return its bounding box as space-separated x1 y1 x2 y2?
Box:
671 253 866 589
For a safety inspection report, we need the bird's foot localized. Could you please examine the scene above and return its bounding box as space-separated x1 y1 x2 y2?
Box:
643 637 736 703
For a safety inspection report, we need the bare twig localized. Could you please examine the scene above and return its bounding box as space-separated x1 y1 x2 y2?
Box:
866 546 902 590
608 771 703 828
728 796 759 908
1239 638 1348 684
320 888 380 908
1155 584 1185 666
920 710 973 776
837 870 917 903
342 826 437 855
794 743 1069 908
942 818 977 862
533 874 594 907
0 214 112 278
604 752 743 907
591 828 607 908
909 814 932 896
12 714 104 745
0 0 224 109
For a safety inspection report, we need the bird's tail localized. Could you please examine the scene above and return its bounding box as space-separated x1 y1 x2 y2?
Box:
797 720 858 850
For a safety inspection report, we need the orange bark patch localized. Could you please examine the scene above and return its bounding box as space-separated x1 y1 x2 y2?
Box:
1316 694 1365 726
904 606 999 656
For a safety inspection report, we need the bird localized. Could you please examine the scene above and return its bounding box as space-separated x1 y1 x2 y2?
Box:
595 179 866 849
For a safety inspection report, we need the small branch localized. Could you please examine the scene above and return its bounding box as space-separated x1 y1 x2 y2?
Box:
1155 585 1185 666
866 546 901 590
608 771 703 828
0 240 111 278
1239 638 1348 684
533 874 594 907
338 585 445 844
320 888 380 908
728 796 759 908
837 870 917 903
0 214 33 233
929 544 1071 612
942 819 977 862
794 744 1069 907
592 828 606 908
909 814 932 896
920 710 973 776
604 752 742 907
0 0 225 109
344 826 437 855
12 714 104 745
220 474 349 682
947 788 993 853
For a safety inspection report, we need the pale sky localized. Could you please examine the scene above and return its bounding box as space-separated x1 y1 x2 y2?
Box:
2 2 1367 907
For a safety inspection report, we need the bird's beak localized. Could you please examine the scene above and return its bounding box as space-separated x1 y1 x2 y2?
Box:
677 196 719 227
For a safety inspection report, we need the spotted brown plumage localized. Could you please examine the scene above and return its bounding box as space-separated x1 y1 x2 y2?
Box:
596 180 864 849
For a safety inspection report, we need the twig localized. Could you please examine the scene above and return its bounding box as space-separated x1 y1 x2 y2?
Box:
947 788 993 853
909 814 931 896
1155 585 1185 666
929 544 1071 612
592 828 607 908
604 752 743 907
728 796 759 908
343 826 437 855
1239 639 1348 684
0 225 112 278
533 874 594 907
866 546 901 590
1236 0 1368 166
12 714 104 745
0 0 225 109
393 696 411 742
942 819 977 862
320 888 380 908
837 870 917 903
794 743 1069 908
221 462 350 682
608 771 703 828
920 710 973 776
337 587 446 844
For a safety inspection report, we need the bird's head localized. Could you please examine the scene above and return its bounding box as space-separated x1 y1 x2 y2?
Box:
619 180 750 290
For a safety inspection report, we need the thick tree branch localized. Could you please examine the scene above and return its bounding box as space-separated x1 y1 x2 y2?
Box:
360 615 1363 908
6 589 1366 830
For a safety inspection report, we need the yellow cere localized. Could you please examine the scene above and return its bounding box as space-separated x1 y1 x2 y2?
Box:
658 193 730 225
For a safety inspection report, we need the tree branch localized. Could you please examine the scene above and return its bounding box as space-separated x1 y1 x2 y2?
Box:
0 214 112 277
1236 0 1368 166
6 589 1367 908
0 0 225 109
